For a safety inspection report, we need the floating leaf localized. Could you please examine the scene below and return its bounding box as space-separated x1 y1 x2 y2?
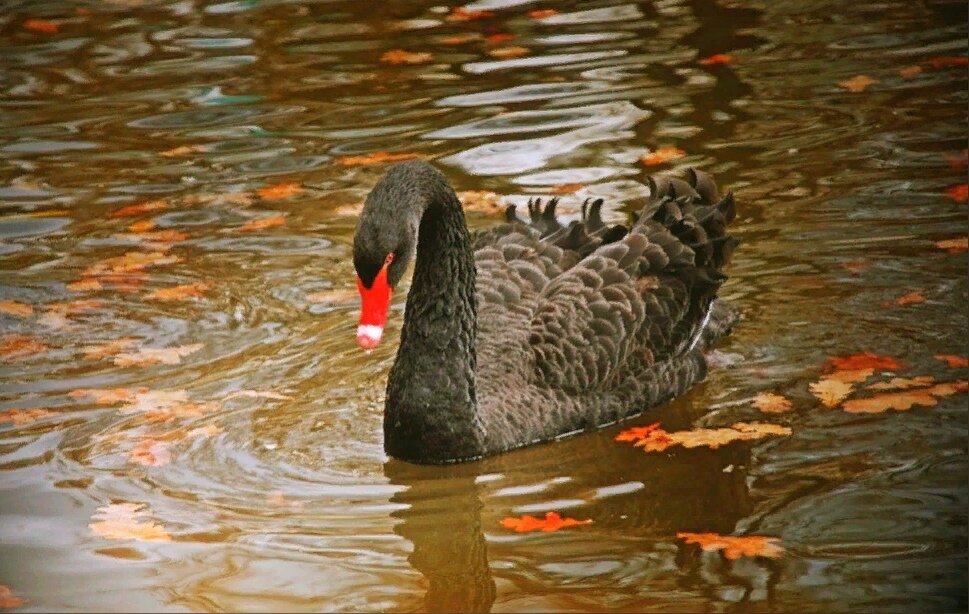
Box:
752 392 792 413
128 439 172 466
626 422 791 452
39 299 102 329
615 422 661 443
840 259 869 273
114 343 204 368
441 34 479 45
445 7 494 21
944 184 967 203
336 151 422 166
945 149 968 171
67 278 103 293
488 46 530 59
82 337 138 359
486 33 516 45
842 381 967 413
810 377 855 408
256 182 303 200
528 8 559 18
145 282 211 301
898 65 923 77
69 387 145 405
824 352 903 372
127 219 157 233
109 200 169 218
699 53 734 65
641 146 686 166
188 424 224 438
0 585 25 608
380 49 433 65
160 144 205 157
935 354 968 368
934 237 968 253
332 202 364 216
84 251 180 277
89 503 171 542
118 389 220 423
839 75 878 92
236 215 286 232
0 300 33 317
500 511 592 533
0 408 51 425
676 532 783 560
224 389 294 401
868 376 935 391
0 334 47 361
24 19 58 33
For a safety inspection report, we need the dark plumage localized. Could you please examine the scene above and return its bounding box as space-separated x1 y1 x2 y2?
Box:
352 160 739 464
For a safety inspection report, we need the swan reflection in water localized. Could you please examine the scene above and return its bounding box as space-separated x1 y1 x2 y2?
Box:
384 413 755 612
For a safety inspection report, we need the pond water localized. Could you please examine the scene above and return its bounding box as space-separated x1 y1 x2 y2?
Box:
0 0 966 611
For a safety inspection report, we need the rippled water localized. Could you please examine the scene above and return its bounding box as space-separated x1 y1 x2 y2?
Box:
0 0 966 611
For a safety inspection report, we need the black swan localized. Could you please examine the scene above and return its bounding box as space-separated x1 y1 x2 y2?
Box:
353 160 738 464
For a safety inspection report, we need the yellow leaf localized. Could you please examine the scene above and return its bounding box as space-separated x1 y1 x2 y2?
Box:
868 376 935 391
839 75 878 92
145 282 211 301
752 392 792 413
256 182 303 200
810 377 855 408
677 532 784 560
842 381 967 413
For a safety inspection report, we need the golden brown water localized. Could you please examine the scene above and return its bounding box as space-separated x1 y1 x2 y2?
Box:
0 0 966 611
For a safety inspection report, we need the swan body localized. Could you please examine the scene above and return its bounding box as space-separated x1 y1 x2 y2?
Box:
353 161 738 464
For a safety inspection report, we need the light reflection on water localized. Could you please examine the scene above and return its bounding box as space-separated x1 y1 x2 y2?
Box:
0 0 966 611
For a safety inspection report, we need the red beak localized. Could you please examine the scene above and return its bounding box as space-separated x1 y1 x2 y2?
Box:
356 255 393 349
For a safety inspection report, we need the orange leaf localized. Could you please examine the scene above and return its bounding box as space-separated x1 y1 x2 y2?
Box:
486 33 516 45
0 300 33 317
89 503 171 542
267 491 305 510
188 424 224 438
82 337 138 359
24 19 58 33
840 259 869 273
944 184 967 203
810 377 855 408
458 190 504 214
887 290 926 306
237 215 286 232
934 237 968 253
824 352 904 372
629 422 791 452
752 392 792 413
0 408 52 425
113 343 204 368
445 7 494 21
935 354 968 368
868 376 935 391
640 146 686 166
548 183 584 195
128 439 172 466
441 34 479 45
528 9 559 18
117 389 220 422
0 335 47 361
500 511 592 533
256 182 303 200
699 53 734 65
0 585 25 609
924 56 968 69
842 381 967 413
380 49 433 65
67 278 103 293
677 532 784 560
839 75 878 93
145 282 211 301
127 219 157 233
898 65 923 77
84 251 180 277
69 387 145 405
160 144 204 157
488 46 530 59
109 200 169 218
615 422 662 442
39 299 102 329
336 151 422 166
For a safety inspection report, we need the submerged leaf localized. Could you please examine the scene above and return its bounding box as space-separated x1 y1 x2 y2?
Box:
145 282 211 301
500 511 592 533
0 408 51 425
488 46 530 59
0 585 25 608
887 290 925 306
336 151 422 166
944 184 968 203
69 387 145 405
109 200 169 218
236 215 286 232
934 237 968 253
839 75 877 92
24 19 58 34
224 389 294 401
83 251 180 277
82 337 138 359
256 182 303 200
113 343 204 368
528 9 559 18
445 7 494 21
380 50 433 65
0 300 33 317
128 439 172 467
677 532 784 559
699 53 734 65
0 335 47 361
